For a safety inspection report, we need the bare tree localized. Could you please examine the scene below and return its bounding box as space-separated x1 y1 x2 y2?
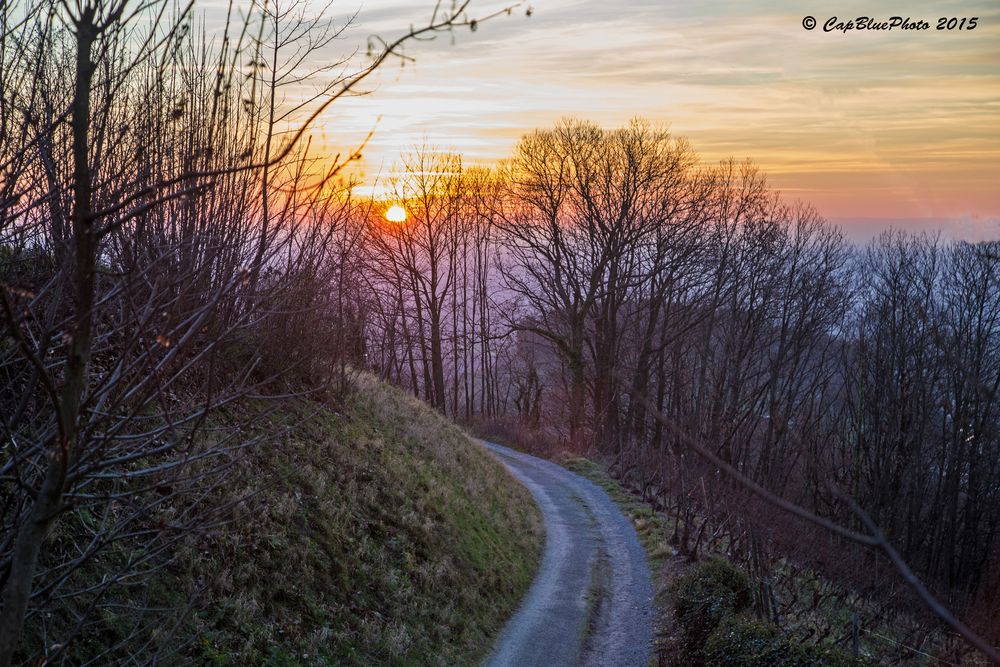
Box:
491 118 699 450
364 150 463 413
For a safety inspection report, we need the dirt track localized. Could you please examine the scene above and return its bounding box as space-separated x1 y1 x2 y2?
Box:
481 441 654 667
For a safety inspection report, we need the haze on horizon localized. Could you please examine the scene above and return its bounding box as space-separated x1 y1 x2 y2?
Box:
228 0 999 240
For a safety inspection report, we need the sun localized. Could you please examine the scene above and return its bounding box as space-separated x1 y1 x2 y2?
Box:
385 204 407 223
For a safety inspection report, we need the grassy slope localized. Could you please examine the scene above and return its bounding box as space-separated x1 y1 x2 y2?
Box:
43 374 543 665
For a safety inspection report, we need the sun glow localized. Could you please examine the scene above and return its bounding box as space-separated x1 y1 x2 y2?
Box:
385 204 407 223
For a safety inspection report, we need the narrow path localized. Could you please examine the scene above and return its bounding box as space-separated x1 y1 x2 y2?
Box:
481 441 654 667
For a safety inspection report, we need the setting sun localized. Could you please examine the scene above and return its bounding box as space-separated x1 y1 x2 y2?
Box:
385 204 407 223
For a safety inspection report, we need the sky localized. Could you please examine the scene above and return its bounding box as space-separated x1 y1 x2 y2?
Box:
265 0 1000 240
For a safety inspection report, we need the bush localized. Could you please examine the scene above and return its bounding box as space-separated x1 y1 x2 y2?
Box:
703 615 782 665
670 557 753 661
670 558 874 666
704 615 875 666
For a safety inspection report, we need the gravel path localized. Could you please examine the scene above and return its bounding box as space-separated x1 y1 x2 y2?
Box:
480 441 654 667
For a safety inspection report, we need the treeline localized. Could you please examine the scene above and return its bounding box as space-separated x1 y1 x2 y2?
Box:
358 121 1000 653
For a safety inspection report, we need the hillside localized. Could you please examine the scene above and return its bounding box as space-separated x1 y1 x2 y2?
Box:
23 374 542 665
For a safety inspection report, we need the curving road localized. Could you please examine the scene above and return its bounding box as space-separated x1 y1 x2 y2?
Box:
480 441 654 667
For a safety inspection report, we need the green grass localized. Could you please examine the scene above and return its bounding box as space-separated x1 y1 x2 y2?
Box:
24 373 543 665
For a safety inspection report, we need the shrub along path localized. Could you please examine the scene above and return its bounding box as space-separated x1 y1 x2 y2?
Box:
480 441 654 667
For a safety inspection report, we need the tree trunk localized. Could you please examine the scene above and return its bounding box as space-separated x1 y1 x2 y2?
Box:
0 13 97 664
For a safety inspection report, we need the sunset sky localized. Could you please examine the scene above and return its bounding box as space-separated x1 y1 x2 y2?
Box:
299 0 1000 239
